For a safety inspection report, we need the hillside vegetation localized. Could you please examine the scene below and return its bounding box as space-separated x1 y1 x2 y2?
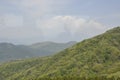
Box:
0 27 120 80
0 41 76 62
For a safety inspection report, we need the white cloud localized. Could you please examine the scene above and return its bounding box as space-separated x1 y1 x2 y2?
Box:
0 14 108 44
0 0 118 44
36 16 107 38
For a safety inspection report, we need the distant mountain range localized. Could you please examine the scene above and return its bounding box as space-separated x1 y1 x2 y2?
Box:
0 41 76 62
0 27 120 80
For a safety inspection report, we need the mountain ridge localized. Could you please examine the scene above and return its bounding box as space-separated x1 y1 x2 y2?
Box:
0 41 77 62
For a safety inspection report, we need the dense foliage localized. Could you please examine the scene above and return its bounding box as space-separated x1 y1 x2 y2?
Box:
0 27 120 80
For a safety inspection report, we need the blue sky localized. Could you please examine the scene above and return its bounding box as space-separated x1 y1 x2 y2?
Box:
0 0 120 44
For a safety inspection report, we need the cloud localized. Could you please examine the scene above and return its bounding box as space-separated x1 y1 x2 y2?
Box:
0 12 108 44
0 26 44 44
8 0 70 18
9 0 59 17
2 14 23 27
36 16 107 39
0 0 111 44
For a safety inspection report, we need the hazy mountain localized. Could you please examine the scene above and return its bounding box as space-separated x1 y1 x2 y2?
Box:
30 41 77 56
0 27 120 80
0 41 76 62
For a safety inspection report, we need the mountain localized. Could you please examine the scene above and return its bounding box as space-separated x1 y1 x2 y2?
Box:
0 43 34 62
30 41 77 56
0 41 76 62
0 27 120 80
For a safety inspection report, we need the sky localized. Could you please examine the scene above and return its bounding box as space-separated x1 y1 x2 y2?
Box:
0 0 120 44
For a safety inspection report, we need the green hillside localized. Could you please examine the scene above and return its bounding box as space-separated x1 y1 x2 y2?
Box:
0 41 76 62
0 27 120 80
